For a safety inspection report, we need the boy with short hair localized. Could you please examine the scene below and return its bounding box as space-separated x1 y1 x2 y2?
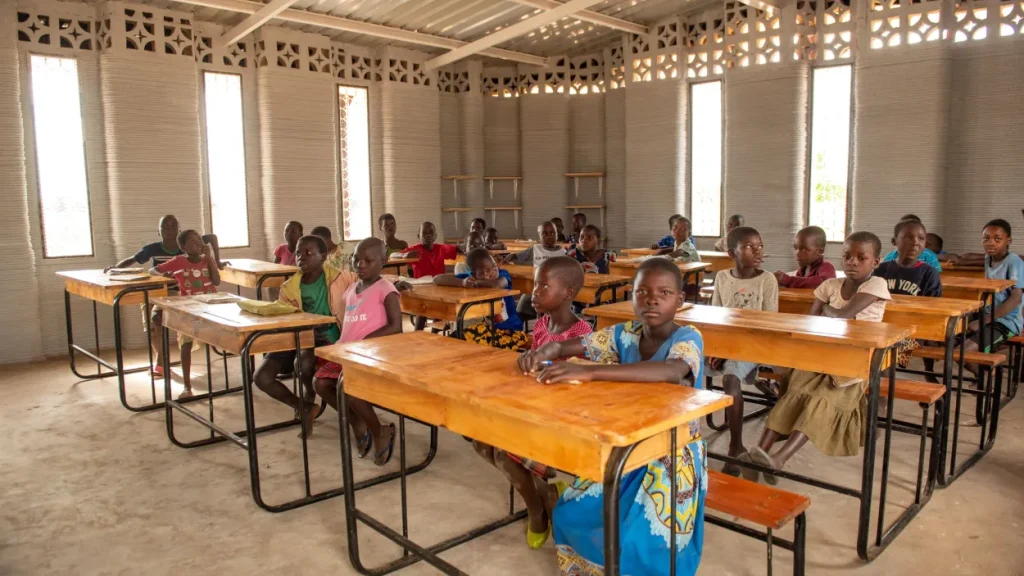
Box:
964 219 1024 356
652 214 683 250
925 233 955 263
775 226 836 289
710 226 778 473
104 214 222 376
566 213 587 245
377 213 409 258
484 227 506 250
150 229 221 399
873 220 942 297
713 214 744 252
881 217 942 271
402 221 458 278
551 217 567 243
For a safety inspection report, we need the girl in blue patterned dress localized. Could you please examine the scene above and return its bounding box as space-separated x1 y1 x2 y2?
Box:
518 257 707 576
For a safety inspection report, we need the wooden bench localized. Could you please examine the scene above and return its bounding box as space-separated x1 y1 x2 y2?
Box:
705 470 809 576
1008 335 1023 404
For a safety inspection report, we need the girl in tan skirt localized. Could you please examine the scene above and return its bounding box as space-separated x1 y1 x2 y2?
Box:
743 231 891 485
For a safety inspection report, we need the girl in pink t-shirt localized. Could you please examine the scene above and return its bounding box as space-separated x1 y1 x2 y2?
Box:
313 238 403 466
272 220 303 265
474 257 593 550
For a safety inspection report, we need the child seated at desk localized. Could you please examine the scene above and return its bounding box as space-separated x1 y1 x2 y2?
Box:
377 213 408 258
104 214 222 376
519 258 707 576
566 213 587 246
435 248 528 350
273 220 303 265
709 226 778 474
484 227 506 251
311 225 354 271
566 224 615 273
744 232 890 484
713 214 744 252
454 231 486 275
311 238 402 465
873 219 942 298
652 213 683 250
959 219 1024 359
881 215 941 271
400 221 458 279
504 221 567 322
471 257 591 549
149 229 221 399
775 226 835 289
656 216 701 263
926 233 955 263
551 217 567 243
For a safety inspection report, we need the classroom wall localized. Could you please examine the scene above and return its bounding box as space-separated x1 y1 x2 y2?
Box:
520 93 571 238
944 39 1024 253
603 88 627 250
723 63 808 272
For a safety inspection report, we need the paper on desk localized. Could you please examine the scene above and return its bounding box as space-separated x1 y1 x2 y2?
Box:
397 276 434 285
192 293 242 304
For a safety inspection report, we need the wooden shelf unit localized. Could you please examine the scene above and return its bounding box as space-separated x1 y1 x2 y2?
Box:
565 172 606 232
483 176 523 236
441 175 477 234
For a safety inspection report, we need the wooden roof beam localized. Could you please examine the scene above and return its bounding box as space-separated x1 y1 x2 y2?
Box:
506 0 647 35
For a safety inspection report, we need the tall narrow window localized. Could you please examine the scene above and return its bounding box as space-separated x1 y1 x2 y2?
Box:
29 55 92 257
203 72 249 248
807 65 853 242
338 85 371 241
689 81 723 238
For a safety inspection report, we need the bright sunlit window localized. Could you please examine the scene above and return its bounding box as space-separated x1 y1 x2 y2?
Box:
30 55 93 258
689 81 723 237
203 72 249 248
807 65 853 242
338 85 371 241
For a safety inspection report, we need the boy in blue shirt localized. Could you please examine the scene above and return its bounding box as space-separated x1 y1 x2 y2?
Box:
963 219 1023 360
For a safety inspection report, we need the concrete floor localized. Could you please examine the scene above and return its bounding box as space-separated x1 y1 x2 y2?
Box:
2 349 1023 575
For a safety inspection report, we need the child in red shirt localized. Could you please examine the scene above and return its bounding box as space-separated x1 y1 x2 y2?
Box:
474 257 592 550
402 221 457 278
273 220 303 265
151 229 221 399
775 225 836 289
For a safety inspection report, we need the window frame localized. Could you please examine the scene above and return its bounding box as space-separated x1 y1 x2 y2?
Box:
27 53 96 259
200 70 251 249
804 62 856 244
336 83 373 241
688 78 725 238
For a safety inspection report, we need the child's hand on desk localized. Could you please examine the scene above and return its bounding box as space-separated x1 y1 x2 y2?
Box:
517 345 558 374
462 277 478 288
536 362 592 385
393 280 414 293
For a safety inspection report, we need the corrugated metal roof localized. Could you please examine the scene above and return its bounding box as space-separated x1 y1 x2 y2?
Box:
143 0 704 59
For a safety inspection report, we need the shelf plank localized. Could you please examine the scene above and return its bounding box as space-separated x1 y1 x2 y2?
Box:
565 172 605 178
483 176 522 181
565 205 606 209
484 206 523 211
441 175 477 181
441 207 472 213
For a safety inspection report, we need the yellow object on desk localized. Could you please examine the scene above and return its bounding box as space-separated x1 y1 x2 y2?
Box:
236 299 299 316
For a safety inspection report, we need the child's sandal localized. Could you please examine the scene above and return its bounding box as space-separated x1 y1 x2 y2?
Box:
356 431 373 459
373 423 396 466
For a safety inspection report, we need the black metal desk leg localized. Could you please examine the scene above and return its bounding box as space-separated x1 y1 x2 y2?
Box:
603 443 640 576
855 348 887 561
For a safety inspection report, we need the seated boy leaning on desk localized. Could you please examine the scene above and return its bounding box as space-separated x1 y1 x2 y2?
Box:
519 257 708 576
104 214 223 377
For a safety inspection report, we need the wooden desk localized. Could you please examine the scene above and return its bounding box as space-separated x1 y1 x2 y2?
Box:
940 263 985 279
621 247 660 256
318 332 732 575
382 257 418 276
58 270 174 412
155 295 383 512
940 276 1014 353
584 301 914 560
220 259 297 300
444 249 513 266
400 284 517 337
609 259 711 303
698 251 733 274
501 263 632 306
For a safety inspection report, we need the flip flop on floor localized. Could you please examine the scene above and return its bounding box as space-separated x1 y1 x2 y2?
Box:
749 446 779 486
356 430 373 459
373 423 396 466
738 452 760 483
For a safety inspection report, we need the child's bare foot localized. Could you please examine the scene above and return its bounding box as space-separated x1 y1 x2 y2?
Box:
177 387 193 400
296 400 319 439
